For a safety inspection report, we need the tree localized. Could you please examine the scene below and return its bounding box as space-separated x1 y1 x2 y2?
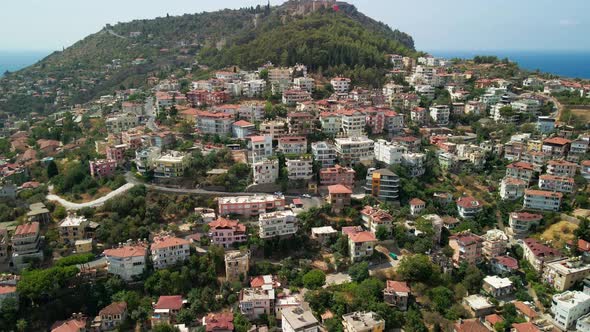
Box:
404 309 428 332
303 269 326 289
397 254 440 284
47 160 59 178
348 262 369 283
429 286 454 314
16 319 27 332
152 323 181 332
375 225 389 241
234 311 252 332
177 308 195 325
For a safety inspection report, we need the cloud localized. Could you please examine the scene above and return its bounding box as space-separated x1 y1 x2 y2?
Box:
559 19 579 26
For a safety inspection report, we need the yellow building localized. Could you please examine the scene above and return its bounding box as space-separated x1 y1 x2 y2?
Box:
75 239 93 253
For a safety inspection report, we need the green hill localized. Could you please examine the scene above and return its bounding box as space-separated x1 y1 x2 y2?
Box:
0 1 415 116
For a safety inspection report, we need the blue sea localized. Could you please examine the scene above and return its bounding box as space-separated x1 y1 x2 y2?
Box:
0 51 49 77
431 50 590 79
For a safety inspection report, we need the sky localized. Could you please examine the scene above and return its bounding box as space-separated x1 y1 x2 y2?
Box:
0 0 589 53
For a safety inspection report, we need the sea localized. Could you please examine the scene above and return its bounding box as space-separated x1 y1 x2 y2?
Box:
0 50 49 77
431 50 590 79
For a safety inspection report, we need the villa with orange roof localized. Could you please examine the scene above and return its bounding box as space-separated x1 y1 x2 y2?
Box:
232 120 256 139
348 230 377 261
208 218 248 248
151 295 186 327
150 235 190 270
327 184 352 213
409 198 426 216
361 206 394 234
103 243 148 281
384 281 410 310
542 137 571 157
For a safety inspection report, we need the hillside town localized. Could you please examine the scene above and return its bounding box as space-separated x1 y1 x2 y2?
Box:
1 3 590 332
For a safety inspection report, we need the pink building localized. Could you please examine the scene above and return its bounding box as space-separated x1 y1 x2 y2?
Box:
449 232 483 266
361 107 385 134
106 144 127 165
208 217 248 248
319 164 355 187
217 195 286 217
90 159 117 178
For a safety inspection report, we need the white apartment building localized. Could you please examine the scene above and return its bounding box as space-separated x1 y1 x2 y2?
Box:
402 153 426 177
103 244 148 281
499 177 527 200
259 210 298 239
547 160 578 177
551 291 590 330
238 102 266 122
281 307 319 332
150 236 190 270
243 79 267 98
269 67 291 83
335 137 375 167
508 212 542 239
415 85 435 100
319 112 342 135
539 174 575 194
523 189 563 212
293 77 315 93
105 113 140 134
330 77 351 93
311 141 336 167
153 151 190 178
286 157 313 181
252 159 280 185
429 105 450 126
249 135 274 163
339 109 366 137
374 139 405 165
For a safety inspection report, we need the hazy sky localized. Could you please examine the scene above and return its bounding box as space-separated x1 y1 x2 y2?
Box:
1 0 588 52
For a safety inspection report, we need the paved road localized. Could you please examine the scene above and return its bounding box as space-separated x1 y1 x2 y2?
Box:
144 97 159 132
46 183 135 210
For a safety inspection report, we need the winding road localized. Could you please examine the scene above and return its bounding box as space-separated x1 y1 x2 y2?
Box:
46 183 136 210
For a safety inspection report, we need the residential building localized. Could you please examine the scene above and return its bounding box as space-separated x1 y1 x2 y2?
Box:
281 307 319 332
105 113 139 134
75 239 93 253
456 196 483 219
287 112 314 135
339 109 366 137
51 314 88 332
482 229 508 259
238 102 266 122
135 147 162 175
225 250 250 282
506 161 535 183
151 295 186 327
150 235 190 270
360 206 393 234
330 77 351 94
259 210 298 239
383 281 410 311
514 301 539 322
348 231 377 261
543 258 590 291
249 135 274 163
508 212 543 239
103 243 148 281
384 110 404 134
89 159 117 178
208 218 248 248
232 120 256 139
252 159 280 185
293 77 315 93
59 213 89 244
374 140 405 165
342 312 384 332
153 151 190 178
11 222 43 271
282 90 312 105
410 107 427 124
311 142 336 167
93 302 127 331
448 232 483 266
278 136 307 155
327 184 352 214
577 312 590 332
539 174 575 193
106 144 126 165
482 276 513 298
409 198 426 216
547 159 578 177
0 230 8 263
259 120 287 140
583 160 590 181
537 116 556 134
311 226 338 245
522 238 562 272
239 288 274 320
551 291 590 330
334 137 374 167
500 177 528 200
542 137 571 157
490 256 519 276
319 165 355 187
203 312 234 332
523 189 563 212
364 168 400 202
218 194 285 217
453 319 488 332
286 156 313 181
402 153 426 177
429 105 450 126
463 294 495 317
319 112 342 135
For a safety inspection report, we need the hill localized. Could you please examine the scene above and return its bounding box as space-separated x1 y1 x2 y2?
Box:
0 0 415 116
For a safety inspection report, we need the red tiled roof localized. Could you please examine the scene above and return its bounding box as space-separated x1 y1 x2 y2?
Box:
493 256 519 270
328 184 352 195
512 322 541 332
99 302 127 316
209 217 245 232
454 319 488 332
250 275 280 288
341 226 363 237
524 189 563 199
386 280 410 293
577 239 590 252
51 318 87 332
233 120 254 127
510 212 543 222
507 161 534 171
523 238 561 260
205 312 234 332
409 198 425 206
539 174 574 183
0 285 16 295
543 137 571 146
547 159 578 167
450 232 483 245
349 231 376 243
103 245 147 258
14 222 39 236
151 236 190 250
154 295 184 310
485 314 504 326
456 196 482 209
